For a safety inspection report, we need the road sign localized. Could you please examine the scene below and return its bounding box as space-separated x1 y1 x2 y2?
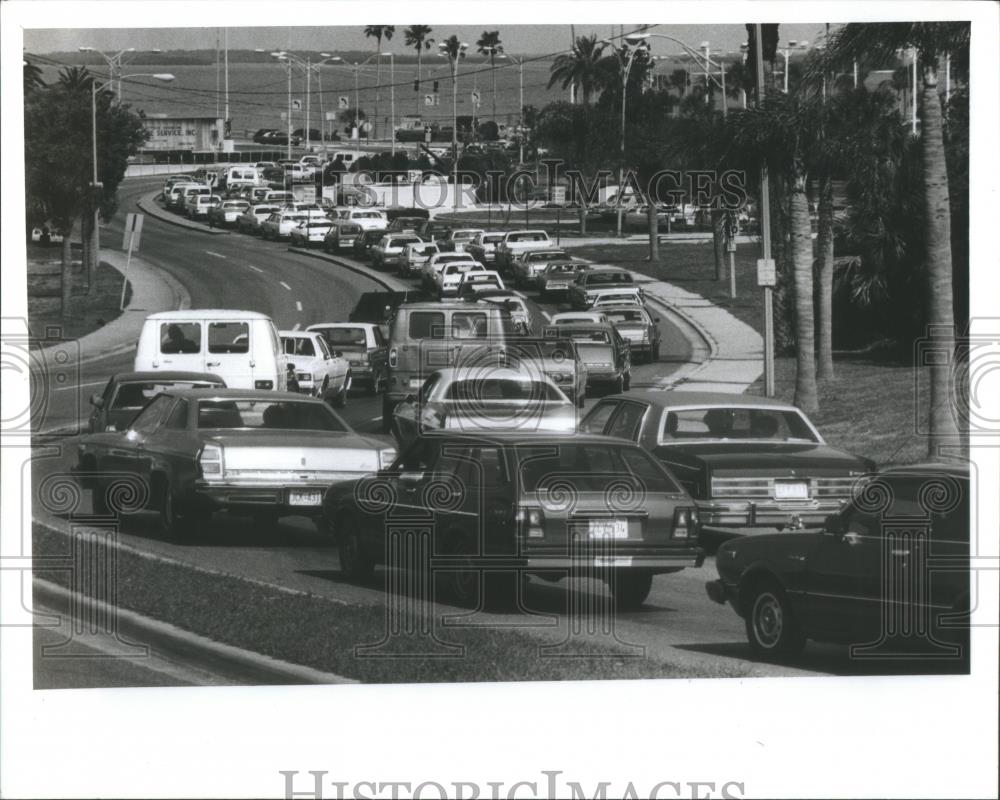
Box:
122 212 144 251
291 99 302 111
471 90 481 105
325 111 336 121
424 94 434 107
338 96 349 110
756 257 776 287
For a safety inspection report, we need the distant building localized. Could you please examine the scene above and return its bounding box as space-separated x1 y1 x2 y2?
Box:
139 114 224 151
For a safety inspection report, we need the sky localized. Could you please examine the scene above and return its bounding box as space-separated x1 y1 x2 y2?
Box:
23 23 830 59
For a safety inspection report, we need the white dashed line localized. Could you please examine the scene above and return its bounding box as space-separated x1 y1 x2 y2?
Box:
205 250 227 259
246 264 263 273
280 281 292 291
296 301 303 312
292 322 302 331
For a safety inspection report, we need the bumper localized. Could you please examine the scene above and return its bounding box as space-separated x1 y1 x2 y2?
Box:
518 546 704 573
585 370 620 385
188 481 338 515
705 578 739 607
697 498 849 530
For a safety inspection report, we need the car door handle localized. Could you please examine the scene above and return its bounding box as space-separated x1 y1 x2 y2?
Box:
206 361 221 367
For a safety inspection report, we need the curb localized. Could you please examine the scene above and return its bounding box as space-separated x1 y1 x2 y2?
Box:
136 192 230 236
287 246 412 292
33 578 357 685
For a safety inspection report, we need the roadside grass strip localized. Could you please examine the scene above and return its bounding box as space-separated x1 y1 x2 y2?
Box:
33 522 752 683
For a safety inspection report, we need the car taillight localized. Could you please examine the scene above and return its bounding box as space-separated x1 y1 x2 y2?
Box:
672 507 698 539
255 379 274 390
388 348 397 368
516 507 545 538
199 443 224 478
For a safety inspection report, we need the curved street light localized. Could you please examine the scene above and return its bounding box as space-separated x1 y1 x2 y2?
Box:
601 39 647 237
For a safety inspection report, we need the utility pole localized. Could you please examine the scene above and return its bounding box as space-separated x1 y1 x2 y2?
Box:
755 23 775 398
224 28 229 141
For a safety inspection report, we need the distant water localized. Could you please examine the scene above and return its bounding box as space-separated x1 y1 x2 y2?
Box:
36 60 575 138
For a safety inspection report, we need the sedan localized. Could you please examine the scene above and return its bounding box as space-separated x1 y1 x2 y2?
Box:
602 305 661 362
401 241 440 278
279 330 352 406
390 367 577 449
88 371 226 433
544 323 631 394
436 261 486 298
580 391 875 540
323 221 364 254
325 432 704 609
260 211 309 240
75 388 397 538
289 220 335 248
706 463 969 661
511 249 570 288
539 261 589 300
235 204 280 235
207 199 250 228
307 322 388 395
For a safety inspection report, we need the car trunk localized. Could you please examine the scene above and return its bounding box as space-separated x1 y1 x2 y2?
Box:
208 431 379 481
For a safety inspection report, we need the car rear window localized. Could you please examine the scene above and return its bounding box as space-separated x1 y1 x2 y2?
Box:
517 443 679 494
605 310 647 323
160 322 201 354
589 272 632 285
659 406 820 443
196 399 347 432
208 322 249 354
283 336 315 356
112 381 217 410
317 327 367 347
445 378 564 402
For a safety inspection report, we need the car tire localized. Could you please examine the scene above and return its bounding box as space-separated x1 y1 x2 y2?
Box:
744 579 806 658
368 370 385 396
337 514 374 582
610 571 653 610
652 342 661 361
154 476 184 541
332 372 352 408
623 370 631 392
381 396 396 433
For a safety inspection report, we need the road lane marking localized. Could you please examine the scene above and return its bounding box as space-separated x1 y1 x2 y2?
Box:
54 379 107 393
246 264 264 273
296 301 303 311
280 281 292 291
292 323 301 331
205 250 227 259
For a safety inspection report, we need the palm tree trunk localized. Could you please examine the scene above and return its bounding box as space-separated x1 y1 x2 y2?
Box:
647 202 659 261
579 207 587 235
80 208 94 291
816 174 835 379
373 42 381 140
920 63 961 453
790 175 819 413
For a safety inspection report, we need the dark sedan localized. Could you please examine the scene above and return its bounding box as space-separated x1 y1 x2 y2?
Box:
76 388 397 539
325 433 704 609
580 391 875 539
706 463 970 662
88 371 226 433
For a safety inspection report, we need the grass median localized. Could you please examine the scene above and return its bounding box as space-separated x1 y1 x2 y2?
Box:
33 521 752 683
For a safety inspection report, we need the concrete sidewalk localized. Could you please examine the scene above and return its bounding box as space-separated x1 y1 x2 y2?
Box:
37 247 191 366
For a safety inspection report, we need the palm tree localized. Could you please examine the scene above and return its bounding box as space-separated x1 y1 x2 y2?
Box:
363 25 395 140
23 60 45 95
816 22 969 454
548 35 607 106
404 25 434 116
476 30 502 121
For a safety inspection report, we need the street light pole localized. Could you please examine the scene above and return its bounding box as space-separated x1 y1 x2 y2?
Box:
382 51 395 155
602 41 643 237
754 23 775 398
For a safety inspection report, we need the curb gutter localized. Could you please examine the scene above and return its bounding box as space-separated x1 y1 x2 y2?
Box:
287 246 412 292
136 192 230 236
33 576 357 686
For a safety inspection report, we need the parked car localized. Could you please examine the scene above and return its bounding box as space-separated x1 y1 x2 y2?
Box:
602 305 661 361
307 322 388 395
322 221 364 254
466 231 508 266
456 270 506 299
494 230 554 273
391 366 576 448
545 323 631 394
401 241 440 278
580 391 876 540
371 232 424 270
279 330 352 406
260 211 309 240
568 268 641 310
436 261 487 298
511 248 570 289
437 228 486 253
539 261 589 300
325 432 705 609
88 371 226 433
207 199 250 228
75 388 396 537
383 299 516 431
706 463 969 660
289 219 335 248
236 204 280 235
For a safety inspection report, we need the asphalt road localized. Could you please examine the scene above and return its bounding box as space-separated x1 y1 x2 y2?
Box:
26 178 888 683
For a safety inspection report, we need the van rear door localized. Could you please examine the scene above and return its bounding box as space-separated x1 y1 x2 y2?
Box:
204 319 255 389
154 319 206 373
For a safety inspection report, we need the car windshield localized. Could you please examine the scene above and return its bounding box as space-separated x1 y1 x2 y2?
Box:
563 329 611 343
444 378 565 403
354 212 383 219
517 443 679 493
112 382 217 410
606 309 648 324
317 327 367 347
509 232 547 242
589 273 632 285
658 406 821 444
196 399 347 432
546 264 578 274
483 235 504 243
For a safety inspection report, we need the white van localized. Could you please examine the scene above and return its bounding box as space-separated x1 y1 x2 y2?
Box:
223 166 261 192
134 310 288 391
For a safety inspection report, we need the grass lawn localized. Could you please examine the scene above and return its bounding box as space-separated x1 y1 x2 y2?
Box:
27 246 131 342
34 522 753 683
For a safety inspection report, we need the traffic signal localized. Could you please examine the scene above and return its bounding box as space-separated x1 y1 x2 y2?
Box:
433 80 439 93
413 78 419 92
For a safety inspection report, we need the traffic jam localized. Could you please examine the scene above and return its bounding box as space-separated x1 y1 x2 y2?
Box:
73 165 970 662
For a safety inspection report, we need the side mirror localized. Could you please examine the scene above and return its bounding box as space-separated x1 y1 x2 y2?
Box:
90 393 104 408
824 513 847 535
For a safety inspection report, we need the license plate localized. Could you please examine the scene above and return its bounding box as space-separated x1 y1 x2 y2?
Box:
594 556 632 567
289 490 322 506
589 519 628 539
409 378 423 388
774 481 809 500
549 283 567 290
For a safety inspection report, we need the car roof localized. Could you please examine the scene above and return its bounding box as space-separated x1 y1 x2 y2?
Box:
601 304 649 313
144 309 273 321
111 371 225 384
429 367 555 381
586 267 631 275
308 322 375 330
419 431 632 447
398 300 498 311
549 322 610 332
167 388 323 401
279 329 320 338
597 390 804 411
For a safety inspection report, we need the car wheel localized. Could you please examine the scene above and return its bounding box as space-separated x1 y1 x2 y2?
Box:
381 396 396 433
332 372 351 408
337 513 374 582
623 370 631 391
155 476 182 540
745 579 806 658
652 342 661 361
368 369 384 396
319 376 331 401
609 571 653 610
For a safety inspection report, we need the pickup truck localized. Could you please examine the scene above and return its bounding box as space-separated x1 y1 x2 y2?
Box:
494 230 554 273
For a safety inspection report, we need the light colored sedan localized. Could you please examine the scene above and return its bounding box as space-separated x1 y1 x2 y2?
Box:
207 199 250 227
422 252 481 291
260 211 309 240
436 261 486 298
550 311 609 326
402 241 440 278
390 367 577 448
280 330 352 407
236 204 280 234
289 220 335 248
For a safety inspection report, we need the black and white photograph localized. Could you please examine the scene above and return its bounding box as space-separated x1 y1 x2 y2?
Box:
2 2 997 798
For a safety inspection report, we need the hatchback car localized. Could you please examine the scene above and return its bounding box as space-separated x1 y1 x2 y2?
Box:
236 204 280 235
706 463 969 662
511 249 570 289
323 221 364 253
401 241 440 278
324 432 704 609
371 233 424 270
539 261 589 300
568 269 641 310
